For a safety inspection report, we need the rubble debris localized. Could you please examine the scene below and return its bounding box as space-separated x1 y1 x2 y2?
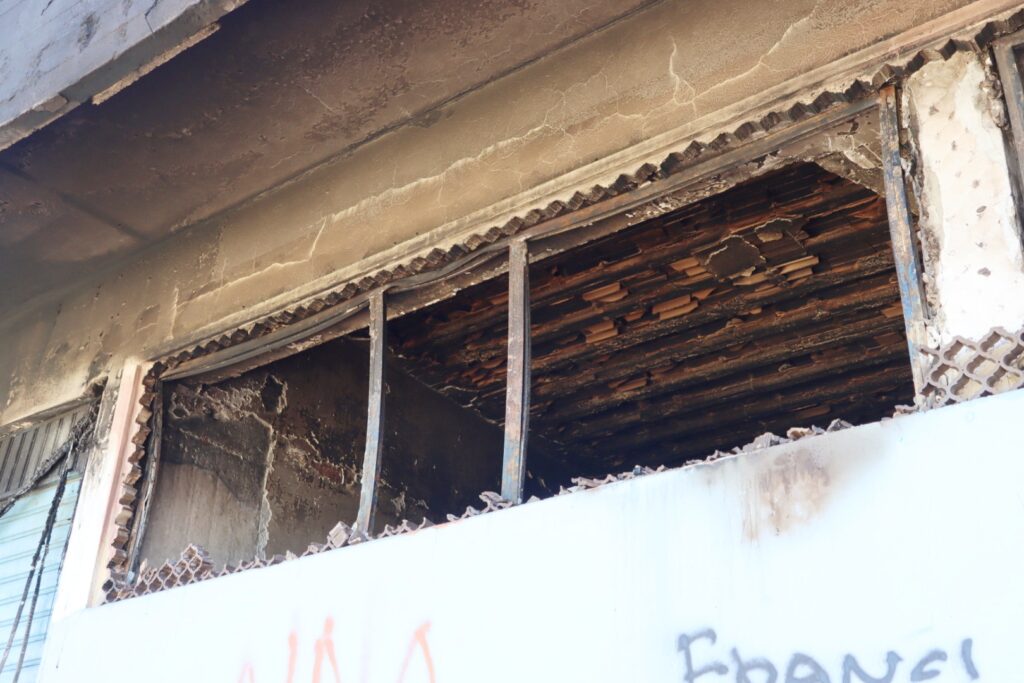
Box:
891 404 918 417
445 491 513 522
556 465 667 495
378 518 435 538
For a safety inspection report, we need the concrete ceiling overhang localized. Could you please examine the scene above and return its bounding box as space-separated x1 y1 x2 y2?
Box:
0 0 245 150
0 0 660 313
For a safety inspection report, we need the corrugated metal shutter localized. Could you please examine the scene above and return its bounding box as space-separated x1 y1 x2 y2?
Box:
0 407 91 683
0 473 81 683
0 408 89 503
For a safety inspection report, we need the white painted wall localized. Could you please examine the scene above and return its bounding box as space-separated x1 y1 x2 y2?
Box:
906 51 1024 344
36 390 1024 682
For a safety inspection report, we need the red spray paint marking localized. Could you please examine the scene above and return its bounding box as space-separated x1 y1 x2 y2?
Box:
235 618 434 682
396 622 436 683
287 631 298 683
313 617 342 683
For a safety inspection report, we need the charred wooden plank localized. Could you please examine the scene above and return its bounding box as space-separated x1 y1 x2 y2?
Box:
589 359 908 454
530 273 900 405
558 343 908 442
402 205 893 380
394 171 881 353
534 298 904 424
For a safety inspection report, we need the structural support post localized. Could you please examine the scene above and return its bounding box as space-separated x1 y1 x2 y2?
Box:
992 35 1024 214
878 85 929 395
126 380 162 577
356 289 387 534
501 240 531 504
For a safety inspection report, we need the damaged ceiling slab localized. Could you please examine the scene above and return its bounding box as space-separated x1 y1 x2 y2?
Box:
390 161 914 474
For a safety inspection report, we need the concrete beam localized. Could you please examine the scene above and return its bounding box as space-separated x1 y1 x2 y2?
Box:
0 0 245 151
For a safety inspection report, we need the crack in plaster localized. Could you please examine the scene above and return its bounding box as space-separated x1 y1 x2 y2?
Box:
176 218 329 324
298 84 340 116
690 0 826 109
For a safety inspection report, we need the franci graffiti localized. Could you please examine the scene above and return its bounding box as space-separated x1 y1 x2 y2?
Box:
678 629 980 682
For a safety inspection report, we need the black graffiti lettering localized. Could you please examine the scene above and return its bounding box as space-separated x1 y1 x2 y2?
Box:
732 648 778 683
678 629 728 683
910 650 947 681
785 653 831 683
961 639 979 680
842 652 901 683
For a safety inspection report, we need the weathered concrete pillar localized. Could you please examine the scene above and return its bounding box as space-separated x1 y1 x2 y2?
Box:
50 361 146 616
904 51 1024 345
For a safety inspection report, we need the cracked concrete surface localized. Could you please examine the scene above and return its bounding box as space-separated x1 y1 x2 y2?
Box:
0 0 1006 425
905 51 1024 344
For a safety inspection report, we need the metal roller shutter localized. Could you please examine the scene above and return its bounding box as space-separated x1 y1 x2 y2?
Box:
0 407 91 683
0 474 81 683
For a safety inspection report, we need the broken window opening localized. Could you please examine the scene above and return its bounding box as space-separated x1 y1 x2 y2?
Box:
127 98 929 586
138 305 509 569
393 159 916 488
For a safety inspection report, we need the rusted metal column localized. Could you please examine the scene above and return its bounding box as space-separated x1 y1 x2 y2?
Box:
878 85 929 395
356 289 387 534
501 240 531 504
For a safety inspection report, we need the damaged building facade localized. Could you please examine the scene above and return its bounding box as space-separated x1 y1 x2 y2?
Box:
2 0 1024 680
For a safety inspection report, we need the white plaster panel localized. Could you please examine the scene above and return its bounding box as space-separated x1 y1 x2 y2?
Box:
907 51 1024 343
37 390 1024 682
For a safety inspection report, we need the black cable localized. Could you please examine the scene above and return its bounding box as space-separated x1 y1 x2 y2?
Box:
12 458 71 682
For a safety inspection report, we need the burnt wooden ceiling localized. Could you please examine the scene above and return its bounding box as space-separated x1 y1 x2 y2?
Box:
389 163 914 477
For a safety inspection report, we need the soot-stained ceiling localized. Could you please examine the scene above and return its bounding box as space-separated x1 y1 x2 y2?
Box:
0 0 658 312
389 162 915 477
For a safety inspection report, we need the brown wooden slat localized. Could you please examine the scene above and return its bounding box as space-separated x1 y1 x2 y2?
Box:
587 358 909 455
534 300 904 426
557 342 908 442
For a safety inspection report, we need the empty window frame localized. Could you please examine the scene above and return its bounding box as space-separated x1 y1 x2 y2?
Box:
126 90 929 577
135 316 507 569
